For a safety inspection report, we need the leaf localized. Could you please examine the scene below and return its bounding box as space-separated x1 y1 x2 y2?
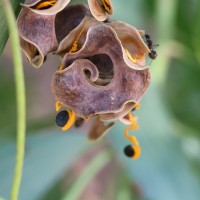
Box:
61 149 112 200
165 58 200 135
0 0 25 55
40 142 141 200
0 130 90 200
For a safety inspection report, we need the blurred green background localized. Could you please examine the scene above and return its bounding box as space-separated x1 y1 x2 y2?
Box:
0 0 200 199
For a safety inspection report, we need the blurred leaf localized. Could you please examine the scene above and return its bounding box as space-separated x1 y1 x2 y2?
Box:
165 58 200 135
165 0 200 134
174 0 200 59
0 0 25 55
41 143 141 200
0 129 90 200
0 67 16 140
115 171 141 200
39 178 62 200
61 148 112 200
175 0 200 41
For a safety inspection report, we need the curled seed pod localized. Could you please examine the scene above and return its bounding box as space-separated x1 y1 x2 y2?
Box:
87 0 113 21
17 7 58 67
51 25 150 119
17 4 90 68
21 0 71 15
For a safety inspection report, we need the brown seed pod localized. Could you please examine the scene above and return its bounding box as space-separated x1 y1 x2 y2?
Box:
88 117 115 141
17 5 90 67
88 0 113 21
51 25 150 119
17 7 58 67
21 0 71 15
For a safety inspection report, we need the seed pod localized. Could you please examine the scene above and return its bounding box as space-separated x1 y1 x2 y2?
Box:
17 7 58 67
88 117 115 140
88 0 113 21
21 0 71 15
51 25 150 119
17 4 90 68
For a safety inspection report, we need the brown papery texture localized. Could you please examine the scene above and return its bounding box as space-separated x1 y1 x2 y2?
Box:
51 25 150 118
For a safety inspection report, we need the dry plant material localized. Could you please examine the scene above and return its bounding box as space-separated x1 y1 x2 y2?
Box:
88 0 113 21
17 3 156 159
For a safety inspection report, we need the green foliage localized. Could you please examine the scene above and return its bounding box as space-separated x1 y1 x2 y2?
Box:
0 67 16 140
165 58 200 134
164 0 200 134
0 0 24 55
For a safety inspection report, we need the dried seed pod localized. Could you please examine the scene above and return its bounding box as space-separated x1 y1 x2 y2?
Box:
21 0 71 15
17 7 58 67
57 17 150 70
108 22 150 69
88 117 114 140
56 17 100 57
88 0 113 21
118 113 137 125
17 5 90 68
51 25 150 119
99 102 136 121
54 5 91 44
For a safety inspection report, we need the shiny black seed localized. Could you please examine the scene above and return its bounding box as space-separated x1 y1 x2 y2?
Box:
124 145 135 157
56 110 69 127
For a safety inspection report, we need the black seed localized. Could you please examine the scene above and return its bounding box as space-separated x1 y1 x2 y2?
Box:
56 110 69 127
124 145 135 157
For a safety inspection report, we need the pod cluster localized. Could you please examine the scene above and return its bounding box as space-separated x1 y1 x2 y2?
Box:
17 0 151 142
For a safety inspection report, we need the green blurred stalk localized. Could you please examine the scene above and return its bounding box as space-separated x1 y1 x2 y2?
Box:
116 187 132 200
153 0 178 85
1 1 26 200
61 150 112 200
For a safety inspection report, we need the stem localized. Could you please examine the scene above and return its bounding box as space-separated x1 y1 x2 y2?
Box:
2 1 26 200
